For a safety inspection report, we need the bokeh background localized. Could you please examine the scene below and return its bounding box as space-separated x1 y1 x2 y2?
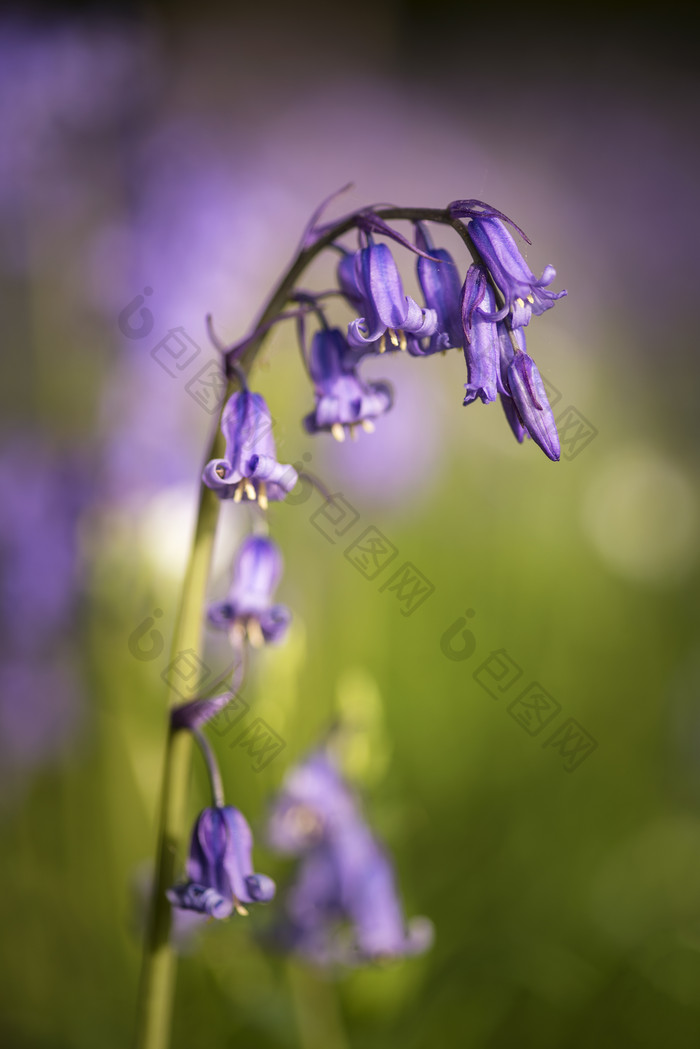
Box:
2 1 699 1046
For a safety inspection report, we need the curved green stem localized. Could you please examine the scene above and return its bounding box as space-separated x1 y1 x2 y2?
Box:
133 201 466 1049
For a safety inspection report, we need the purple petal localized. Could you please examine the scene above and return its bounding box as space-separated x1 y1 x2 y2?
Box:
416 231 463 350
499 393 528 444
462 280 500 405
248 453 298 492
245 873 276 902
350 242 408 342
202 458 241 494
220 806 276 905
259 604 292 644
336 252 364 309
229 536 283 614
447 199 531 243
167 882 234 919
402 298 438 337
507 354 560 461
467 218 566 328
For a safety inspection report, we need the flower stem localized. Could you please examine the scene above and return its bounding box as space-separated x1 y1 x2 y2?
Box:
133 200 461 1049
132 477 222 1049
192 728 225 808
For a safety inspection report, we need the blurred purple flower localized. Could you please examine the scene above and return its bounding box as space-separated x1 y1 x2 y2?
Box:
203 390 297 507
303 328 393 442
99 355 201 501
0 434 87 787
267 749 432 965
0 20 157 239
0 660 83 782
168 805 275 919
0 438 84 651
208 535 291 647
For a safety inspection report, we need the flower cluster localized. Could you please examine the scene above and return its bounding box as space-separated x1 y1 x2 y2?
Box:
221 197 566 459
450 201 566 460
266 748 432 965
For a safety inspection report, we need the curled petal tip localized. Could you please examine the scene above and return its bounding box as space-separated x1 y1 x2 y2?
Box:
245 873 276 902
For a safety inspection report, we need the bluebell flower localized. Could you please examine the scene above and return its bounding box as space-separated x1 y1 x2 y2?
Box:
344 241 438 352
336 250 365 312
303 327 393 442
460 279 560 460
202 390 297 508
168 805 275 919
461 265 500 405
267 749 357 853
208 535 290 647
504 351 561 461
337 250 419 355
466 215 566 328
415 223 463 353
267 749 432 965
495 322 529 444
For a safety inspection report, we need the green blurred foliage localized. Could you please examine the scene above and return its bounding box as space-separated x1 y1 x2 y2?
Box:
2 316 699 1047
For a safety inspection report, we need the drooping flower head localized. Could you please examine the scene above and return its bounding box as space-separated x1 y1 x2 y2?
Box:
459 264 561 460
202 389 297 507
414 223 463 354
467 215 566 328
168 805 275 919
303 327 393 442
461 265 501 406
448 200 566 329
344 240 438 352
267 748 433 965
504 351 561 461
208 535 291 647
337 249 365 312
